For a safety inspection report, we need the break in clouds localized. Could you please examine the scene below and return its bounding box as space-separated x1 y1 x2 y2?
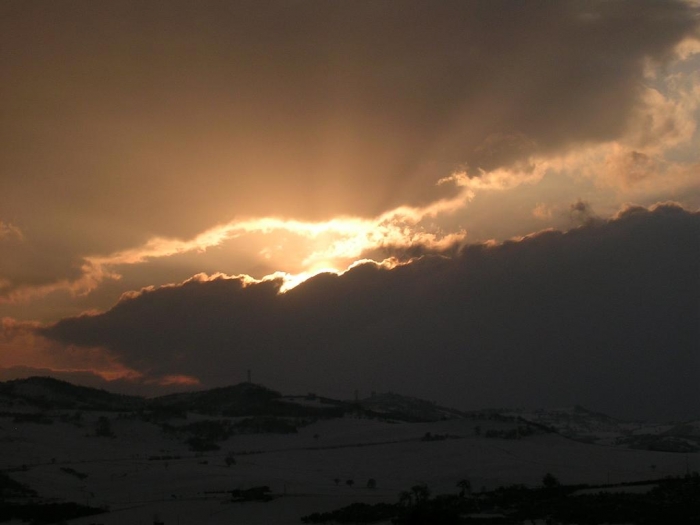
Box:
1 0 699 301
40 205 700 421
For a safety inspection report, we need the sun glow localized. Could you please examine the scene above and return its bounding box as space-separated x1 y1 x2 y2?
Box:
30 182 481 300
174 255 411 296
2 164 557 304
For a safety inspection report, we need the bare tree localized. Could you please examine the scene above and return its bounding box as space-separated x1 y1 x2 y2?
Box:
410 483 430 504
457 479 472 497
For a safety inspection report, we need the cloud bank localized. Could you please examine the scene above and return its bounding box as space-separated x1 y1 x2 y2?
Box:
40 204 700 421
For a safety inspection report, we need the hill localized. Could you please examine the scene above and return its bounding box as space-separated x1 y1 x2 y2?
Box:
0 376 143 411
505 406 700 452
1 376 698 524
356 392 467 422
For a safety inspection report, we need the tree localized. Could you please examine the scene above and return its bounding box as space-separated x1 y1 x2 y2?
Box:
398 490 414 508
542 472 561 489
366 478 377 489
410 483 431 504
346 479 354 488
457 479 472 497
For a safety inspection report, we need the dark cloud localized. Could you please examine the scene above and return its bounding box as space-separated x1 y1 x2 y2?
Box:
41 204 700 421
569 199 600 226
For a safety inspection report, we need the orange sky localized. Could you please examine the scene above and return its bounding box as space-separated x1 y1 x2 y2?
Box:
1 1 699 407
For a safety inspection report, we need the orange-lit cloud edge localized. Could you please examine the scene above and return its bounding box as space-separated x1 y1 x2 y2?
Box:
3 35 699 306
0 162 549 389
1 37 699 389
2 146 570 307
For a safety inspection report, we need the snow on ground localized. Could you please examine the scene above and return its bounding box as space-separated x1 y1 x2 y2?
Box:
572 484 658 496
2 412 698 524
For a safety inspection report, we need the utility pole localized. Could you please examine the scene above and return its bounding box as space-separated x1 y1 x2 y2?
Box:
247 369 252 383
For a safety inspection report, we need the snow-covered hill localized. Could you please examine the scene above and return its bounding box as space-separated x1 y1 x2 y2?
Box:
0 378 698 524
503 405 700 452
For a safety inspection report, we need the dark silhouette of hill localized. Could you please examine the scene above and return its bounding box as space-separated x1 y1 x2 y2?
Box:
6 376 697 452
0 376 143 411
149 382 306 416
357 392 468 422
0 377 473 422
0 377 346 418
149 385 460 420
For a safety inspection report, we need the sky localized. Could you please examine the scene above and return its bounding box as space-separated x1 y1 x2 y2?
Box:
1 0 699 420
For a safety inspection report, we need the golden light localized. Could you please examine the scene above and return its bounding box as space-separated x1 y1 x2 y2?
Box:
3 165 556 304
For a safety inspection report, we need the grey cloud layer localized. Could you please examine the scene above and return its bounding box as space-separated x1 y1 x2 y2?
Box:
42 204 700 421
1 1 698 295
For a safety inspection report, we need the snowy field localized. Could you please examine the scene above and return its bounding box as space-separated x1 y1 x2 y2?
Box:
2 410 698 524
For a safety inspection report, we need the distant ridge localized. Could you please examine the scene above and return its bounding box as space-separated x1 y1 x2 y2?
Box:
501 406 700 452
0 377 348 418
150 382 285 416
357 392 468 422
0 376 143 411
2 376 699 452
0 377 469 422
